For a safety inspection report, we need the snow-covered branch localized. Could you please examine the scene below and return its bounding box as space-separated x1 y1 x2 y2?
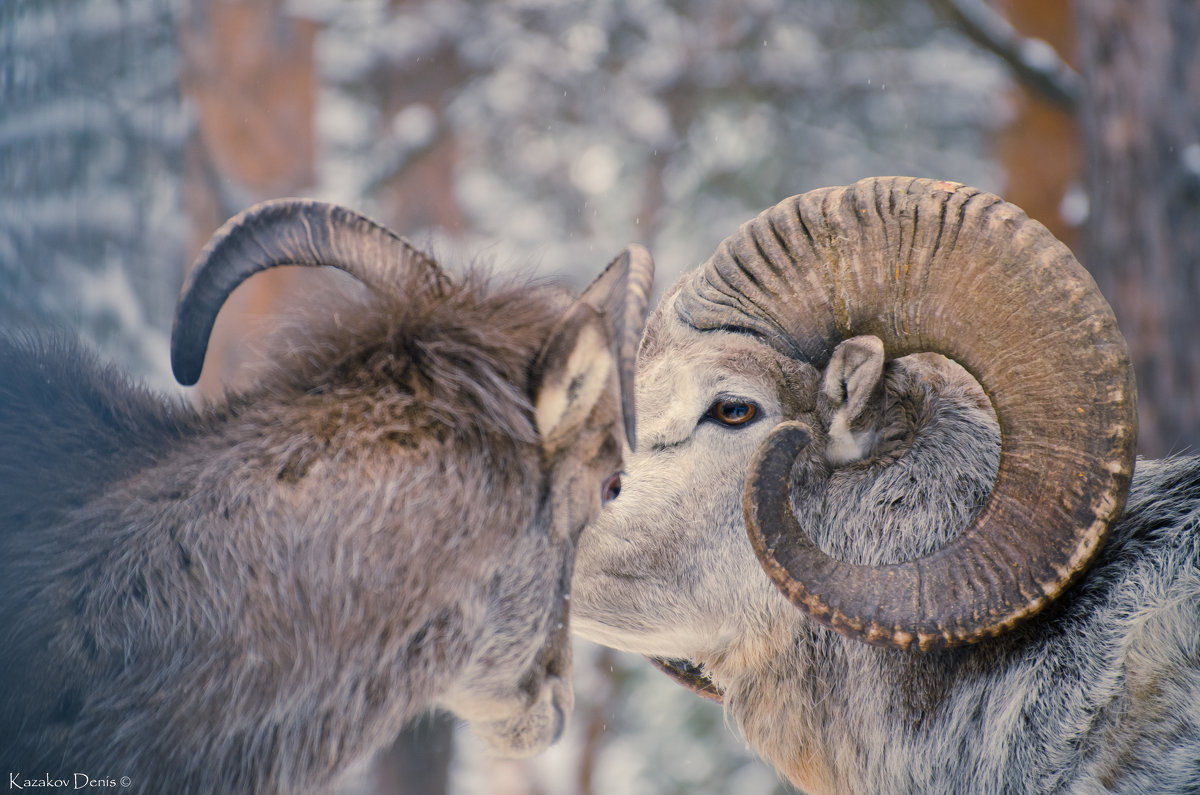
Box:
929 0 1081 110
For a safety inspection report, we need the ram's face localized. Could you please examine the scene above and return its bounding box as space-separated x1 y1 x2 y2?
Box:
572 291 817 664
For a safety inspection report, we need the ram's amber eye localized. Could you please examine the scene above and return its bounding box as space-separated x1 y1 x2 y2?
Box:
706 399 758 427
601 472 623 504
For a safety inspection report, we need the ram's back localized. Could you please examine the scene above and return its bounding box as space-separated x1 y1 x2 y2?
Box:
924 456 1200 794
1067 456 1200 792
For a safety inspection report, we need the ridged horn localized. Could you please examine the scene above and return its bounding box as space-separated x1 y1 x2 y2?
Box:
678 176 1137 651
579 244 655 449
171 198 446 386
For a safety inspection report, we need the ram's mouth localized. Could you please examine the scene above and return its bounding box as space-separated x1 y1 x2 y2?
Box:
648 657 724 703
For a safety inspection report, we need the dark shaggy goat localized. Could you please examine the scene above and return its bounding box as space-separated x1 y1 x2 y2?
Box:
0 199 652 794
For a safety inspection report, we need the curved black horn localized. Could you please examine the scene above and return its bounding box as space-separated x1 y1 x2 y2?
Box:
171 199 445 386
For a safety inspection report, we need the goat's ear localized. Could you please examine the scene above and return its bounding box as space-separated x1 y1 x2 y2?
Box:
822 335 884 465
532 302 615 452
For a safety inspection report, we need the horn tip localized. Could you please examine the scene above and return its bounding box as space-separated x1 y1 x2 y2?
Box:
170 353 202 387
623 413 637 451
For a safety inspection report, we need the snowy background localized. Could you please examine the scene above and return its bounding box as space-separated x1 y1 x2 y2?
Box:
1 1 1015 792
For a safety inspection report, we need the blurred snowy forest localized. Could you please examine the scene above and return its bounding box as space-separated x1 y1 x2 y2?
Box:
2 1 1197 793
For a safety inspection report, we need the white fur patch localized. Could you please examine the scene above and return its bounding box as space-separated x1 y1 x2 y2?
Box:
535 322 613 441
826 410 873 465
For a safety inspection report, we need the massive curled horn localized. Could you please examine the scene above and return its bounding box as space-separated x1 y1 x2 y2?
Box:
677 176 1137 651
171 199 446 386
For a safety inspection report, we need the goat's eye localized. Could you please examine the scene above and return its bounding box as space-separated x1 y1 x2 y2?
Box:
705 399 759 427
601 472 622 504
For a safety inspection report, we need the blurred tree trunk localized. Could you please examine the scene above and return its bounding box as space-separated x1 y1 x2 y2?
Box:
179 0 318 399
942 0 1200 458
993 0 1081 251
1075 0 1200 458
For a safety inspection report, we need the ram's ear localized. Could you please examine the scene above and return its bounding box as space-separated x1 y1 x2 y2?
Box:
532 302 616 454
822 335 884 465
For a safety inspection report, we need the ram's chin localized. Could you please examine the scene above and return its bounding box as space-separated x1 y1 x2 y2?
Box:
569 611 642 653
569 607 698 664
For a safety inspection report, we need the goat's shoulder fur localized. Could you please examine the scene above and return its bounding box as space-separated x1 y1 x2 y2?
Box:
0 333 201 529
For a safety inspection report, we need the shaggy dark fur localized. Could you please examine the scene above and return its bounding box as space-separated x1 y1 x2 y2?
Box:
0 270 625 793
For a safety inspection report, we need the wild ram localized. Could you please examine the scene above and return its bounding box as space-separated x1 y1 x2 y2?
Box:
573 177 1199 793
0 199 653 793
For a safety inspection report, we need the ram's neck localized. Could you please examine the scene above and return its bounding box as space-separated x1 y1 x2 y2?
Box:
721 623 1003 794
720 635 846 794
